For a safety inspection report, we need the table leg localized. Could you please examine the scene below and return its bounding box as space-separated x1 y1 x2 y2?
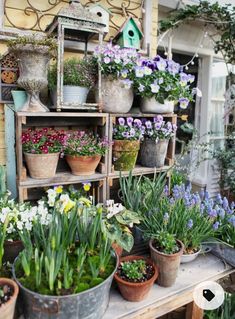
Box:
185 301 203 319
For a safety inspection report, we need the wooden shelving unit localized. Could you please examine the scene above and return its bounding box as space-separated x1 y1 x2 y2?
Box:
15 111 177 202
15 112 109 202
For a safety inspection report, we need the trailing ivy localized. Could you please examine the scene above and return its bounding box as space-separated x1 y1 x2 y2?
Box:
159 1 235 64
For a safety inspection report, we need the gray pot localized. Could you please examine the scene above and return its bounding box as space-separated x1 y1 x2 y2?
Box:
13 255 117 319
99 77 133 113
140 139 169 168
63 85 89 104
141 98 174 114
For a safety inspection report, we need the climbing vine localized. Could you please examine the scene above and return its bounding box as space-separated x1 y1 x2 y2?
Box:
159 1 235 65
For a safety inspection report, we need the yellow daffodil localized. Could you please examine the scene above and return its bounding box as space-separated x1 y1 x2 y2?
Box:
78 197 92 207
83 182 91 192
64 200 75 213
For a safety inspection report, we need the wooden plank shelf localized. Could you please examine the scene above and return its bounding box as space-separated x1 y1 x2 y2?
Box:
108 165 170 178
18 172 106 188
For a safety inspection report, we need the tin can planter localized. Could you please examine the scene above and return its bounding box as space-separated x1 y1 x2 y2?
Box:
24 153 59 179
114 255 158 302
149 239 184 287
52 86 89 106
3 240 24 264
140 139 169 168
66 155 101 176
11 90 27 111
141 98 174 114
99 78 134 113
0 278 19 319
13 256 118 319
113 140 140 171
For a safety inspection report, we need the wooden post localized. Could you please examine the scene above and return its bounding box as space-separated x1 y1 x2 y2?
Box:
185 302 203 319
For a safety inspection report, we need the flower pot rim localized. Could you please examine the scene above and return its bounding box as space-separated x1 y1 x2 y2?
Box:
149 239 184 257
65 154 102 159
24 152 60 156
114 255 158 287
63 85 90 89
0 277 19 308
12 252 118 299
113 139 140 142
182 246 201 256
4 239 22 245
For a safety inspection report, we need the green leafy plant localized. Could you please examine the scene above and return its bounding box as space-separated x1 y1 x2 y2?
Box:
204 293 235 319
121 259 147 280
159 1 235 65
152 231 179 254
48 57 97 90
7 35 57 56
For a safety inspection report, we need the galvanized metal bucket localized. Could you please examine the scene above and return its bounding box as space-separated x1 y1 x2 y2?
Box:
140 139 169 168
13 255 117 319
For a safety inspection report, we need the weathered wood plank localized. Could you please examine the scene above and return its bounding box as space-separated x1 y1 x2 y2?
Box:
0 148 6 165
185 302 203 319
0 132 5 148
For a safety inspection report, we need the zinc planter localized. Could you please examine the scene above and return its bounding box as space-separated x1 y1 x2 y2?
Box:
149 239 184 287
3 240 24 264
66 155 101 176
63 86 89 105
99 78 134 113
13 256 118 319
11 90 27 111
0 278 19 319
140 139 169 168
113 140 140 171
24 153 59 179
114 256 158 302
141 98 174 114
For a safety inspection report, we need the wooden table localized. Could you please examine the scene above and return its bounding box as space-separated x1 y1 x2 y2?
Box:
103 254 234 319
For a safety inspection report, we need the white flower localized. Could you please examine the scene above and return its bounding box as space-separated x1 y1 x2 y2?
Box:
25 220 32 231
16 221 23 230
107 203 124 219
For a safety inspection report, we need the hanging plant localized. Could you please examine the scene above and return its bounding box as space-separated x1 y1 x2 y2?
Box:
159 1 235 65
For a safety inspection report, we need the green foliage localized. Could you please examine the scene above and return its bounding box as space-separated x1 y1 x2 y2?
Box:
159 1 235 64
0 213 9 269
121 259 147 280
16 202 115 295
7 35 57 56
152 231 179 254
170 169 186 190
48 57 97 90
0 166 6 196
204 293 235 319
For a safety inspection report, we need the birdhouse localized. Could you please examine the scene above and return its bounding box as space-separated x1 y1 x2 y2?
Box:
113 17 143 50
89 4 112 34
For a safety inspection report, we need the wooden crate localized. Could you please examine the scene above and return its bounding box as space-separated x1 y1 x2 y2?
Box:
106 112 177 199
15 112 109 202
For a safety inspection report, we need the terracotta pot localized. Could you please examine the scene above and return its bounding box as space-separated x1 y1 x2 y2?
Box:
149 239 184 287
113 140 140 171
112 242 123 258
140 139 169 168
24 152 59 179
66 155 101 176
3 240 24 264
0 278 19 319
114 255 158 302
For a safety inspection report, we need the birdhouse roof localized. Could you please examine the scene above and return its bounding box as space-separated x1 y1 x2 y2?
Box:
89 4 113 17
113 17 143 40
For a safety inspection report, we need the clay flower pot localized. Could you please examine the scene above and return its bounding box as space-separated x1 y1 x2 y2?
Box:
3 240 24 264
149 239 184 287
0 278 19 319
24 152 59 179
66 155 101 176
113 140 140 171
114 255 158 302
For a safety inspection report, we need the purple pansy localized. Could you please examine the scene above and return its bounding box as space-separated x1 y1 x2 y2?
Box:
179 97 190 109
118 117 125 126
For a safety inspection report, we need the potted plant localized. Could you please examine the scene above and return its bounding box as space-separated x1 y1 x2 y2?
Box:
13 200 118 319
148 231 184 287
0 210 19 319
114 255 158 302
113 117 143 171
62 130 110 176
48 57 97 106
7 35 56 112
104 200 141 257
93 43 139 113
0 190 52 264
140 115 177 167
133 55 201 113
22 128 64 179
